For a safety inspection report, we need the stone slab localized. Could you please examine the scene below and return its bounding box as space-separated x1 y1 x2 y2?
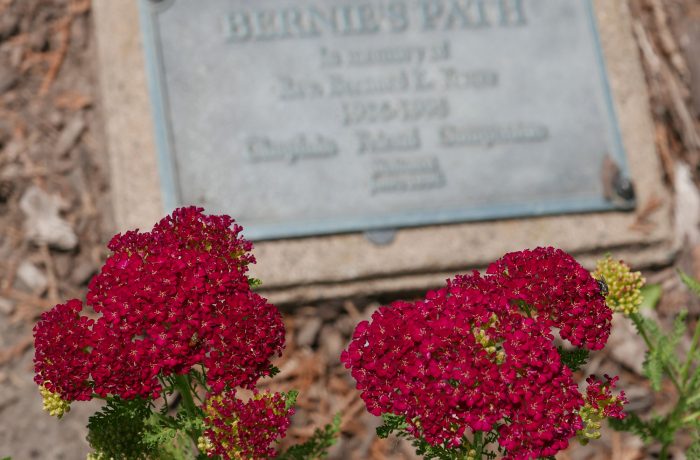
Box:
138 0 635 240
93 0 163 233
93 0 675 304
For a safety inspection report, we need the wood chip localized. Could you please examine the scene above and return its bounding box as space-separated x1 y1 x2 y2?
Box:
0 335 32 366
54 113 86 157
53 91 92 110
39 17 72 96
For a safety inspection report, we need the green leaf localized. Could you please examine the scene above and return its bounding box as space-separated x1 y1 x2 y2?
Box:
608 412 652 441
688 370 700 399
649 415 674 446
412 440 458 460
284 390 299 411
269 365 281 378
87 397 156 459
556 347 589 372
248 277 263 288
639 284 662 310
670 311 689 350
376 413 408 439
687 439 700 460
143 412 203 460
276 414 341 460
642 311 687 387
679 270 700 298
631 313 661 339
643 347 665 391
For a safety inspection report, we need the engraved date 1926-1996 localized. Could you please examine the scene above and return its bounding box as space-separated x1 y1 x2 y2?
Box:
342 97 448 126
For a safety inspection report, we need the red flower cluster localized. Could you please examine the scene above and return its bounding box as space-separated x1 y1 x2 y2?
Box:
33 299 94 401
34 207 285 400
202 391 293 459
487 248 612 349
584 375 627 420
341 247 618 459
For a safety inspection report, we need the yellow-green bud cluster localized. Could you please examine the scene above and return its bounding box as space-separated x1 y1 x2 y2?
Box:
197 435 214 455
466 448 478 460
593 256 645 316
86 452 109 460
473 315 506 364
39 385 71 418
576 403 603 445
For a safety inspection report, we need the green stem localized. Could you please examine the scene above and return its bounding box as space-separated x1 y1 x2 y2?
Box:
154 411 180 429
473 431 483 459
173 374 202 448
659 392 688 460
630 313 683 393
174 374 198 417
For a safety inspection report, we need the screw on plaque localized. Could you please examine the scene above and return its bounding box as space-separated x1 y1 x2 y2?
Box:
601 154 635 205
147 0 175 12
364 229 396 246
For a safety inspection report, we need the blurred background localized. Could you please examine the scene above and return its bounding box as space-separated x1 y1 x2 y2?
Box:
1 0 700 458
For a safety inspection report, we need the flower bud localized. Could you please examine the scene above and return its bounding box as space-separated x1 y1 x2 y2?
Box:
593 256 645 316
39 385 70 418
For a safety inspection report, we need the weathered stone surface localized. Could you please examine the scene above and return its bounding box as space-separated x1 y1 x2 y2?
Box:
94 0 673 303
92 0 163 231
139 0 636 239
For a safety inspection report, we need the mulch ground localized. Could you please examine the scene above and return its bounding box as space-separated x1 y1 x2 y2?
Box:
1 0 699 458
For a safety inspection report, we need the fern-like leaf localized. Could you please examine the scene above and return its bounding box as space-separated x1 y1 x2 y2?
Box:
656 311 687 374
87 397 155 459
277 414 341 460
284 390 299 411
248 277 263 289
608 412 651 442
679 270 700 298
687 440 700 460
632 313 661 338
376 413 409 439
556 347 589 372
643 348 665 391
412 440 458 460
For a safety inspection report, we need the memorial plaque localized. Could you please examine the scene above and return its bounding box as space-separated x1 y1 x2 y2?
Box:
139 0 635 240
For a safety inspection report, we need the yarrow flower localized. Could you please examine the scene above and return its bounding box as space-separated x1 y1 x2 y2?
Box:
33 207 285 402
32 207 342 459
342 247 621 459
202 391 293 459
593 255 645 316
577 375 627 444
